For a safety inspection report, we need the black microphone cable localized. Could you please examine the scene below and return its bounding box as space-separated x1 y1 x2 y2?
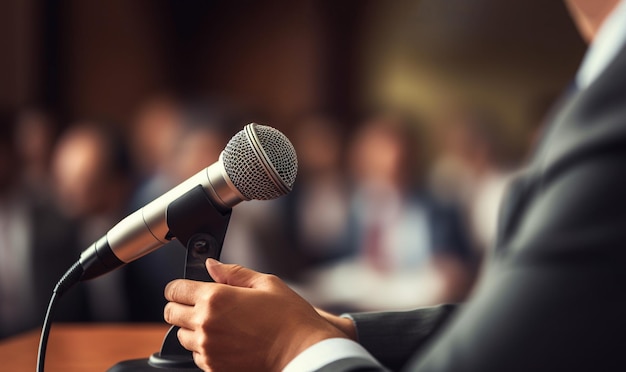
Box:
37 260 84 372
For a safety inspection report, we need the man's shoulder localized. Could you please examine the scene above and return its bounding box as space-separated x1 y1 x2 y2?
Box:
497 46 626 264
538 45 626 181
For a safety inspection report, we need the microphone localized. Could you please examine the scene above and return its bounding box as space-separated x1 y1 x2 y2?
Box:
37 123 296 372
78 123 298 281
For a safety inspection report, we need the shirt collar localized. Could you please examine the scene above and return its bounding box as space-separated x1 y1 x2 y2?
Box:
576 0 626 90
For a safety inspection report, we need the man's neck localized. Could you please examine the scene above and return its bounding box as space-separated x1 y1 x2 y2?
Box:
565 0 621 42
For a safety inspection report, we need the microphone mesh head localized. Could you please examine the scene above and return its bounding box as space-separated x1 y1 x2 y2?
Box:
222 124 298 200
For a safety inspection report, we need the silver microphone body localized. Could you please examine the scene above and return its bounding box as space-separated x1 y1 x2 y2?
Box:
100 156 244 264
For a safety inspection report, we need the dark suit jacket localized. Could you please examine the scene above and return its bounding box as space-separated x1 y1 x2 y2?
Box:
319 45 626 372
30 197 89 325
0 195 88 339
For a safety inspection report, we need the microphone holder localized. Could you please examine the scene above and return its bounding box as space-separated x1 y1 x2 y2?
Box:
108 185 232 371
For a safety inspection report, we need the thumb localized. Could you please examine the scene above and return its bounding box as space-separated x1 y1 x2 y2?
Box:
206 259 263 288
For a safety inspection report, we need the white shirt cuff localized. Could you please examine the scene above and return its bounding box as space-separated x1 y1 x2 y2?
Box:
282 338 380 372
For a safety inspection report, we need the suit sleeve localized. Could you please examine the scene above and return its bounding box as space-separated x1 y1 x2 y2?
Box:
346 305 458 371
310 305 457 372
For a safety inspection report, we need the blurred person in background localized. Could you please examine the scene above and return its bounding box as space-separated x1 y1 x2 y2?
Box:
51 122 134 322
14 107 58 200
429 109 514 254
128 94 186 210
122 94 189 321
0 112 86 339
168 105 232 183
298 113 474 312
270 114 352 281
220 184 297 281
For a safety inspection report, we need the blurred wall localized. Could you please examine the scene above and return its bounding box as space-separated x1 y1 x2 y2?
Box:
0 0 41 109
1 0 585 138
0 0 365 131
358 0 586 157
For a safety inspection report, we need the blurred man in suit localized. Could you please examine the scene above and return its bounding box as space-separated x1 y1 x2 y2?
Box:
0 112 86 339
163 1 626 370
52 122 134 322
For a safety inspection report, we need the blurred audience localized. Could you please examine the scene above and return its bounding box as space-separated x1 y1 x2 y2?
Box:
0 112 86 339
246 114 352 281
294 113 475 312
285 115 351 269
2 99 506 328
51 122 134 322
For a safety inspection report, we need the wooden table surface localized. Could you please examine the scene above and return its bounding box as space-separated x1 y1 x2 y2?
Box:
0 323 171 371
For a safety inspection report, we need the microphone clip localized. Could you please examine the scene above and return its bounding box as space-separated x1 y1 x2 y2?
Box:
109 184 232 371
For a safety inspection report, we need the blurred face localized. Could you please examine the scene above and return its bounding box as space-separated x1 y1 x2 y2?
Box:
52 130 109 218
350 123 405 187
132 98 183 175
295 119 341 174
439 120 481 164
15 111 54 164
172 130 225 182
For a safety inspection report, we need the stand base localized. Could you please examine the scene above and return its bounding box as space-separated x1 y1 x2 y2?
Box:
108 353 201 371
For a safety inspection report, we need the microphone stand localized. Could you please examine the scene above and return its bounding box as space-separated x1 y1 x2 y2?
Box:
108 185 232 371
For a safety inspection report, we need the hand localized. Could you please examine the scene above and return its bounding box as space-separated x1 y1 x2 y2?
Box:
164 259 349 372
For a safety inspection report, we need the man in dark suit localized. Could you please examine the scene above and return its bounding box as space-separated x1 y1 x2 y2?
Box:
163 0 626 370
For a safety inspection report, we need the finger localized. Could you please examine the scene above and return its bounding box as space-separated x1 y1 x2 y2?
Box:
165 279 203 305
192 351 209 372
205 259 263 288
177 326 200 352
163 302 195 329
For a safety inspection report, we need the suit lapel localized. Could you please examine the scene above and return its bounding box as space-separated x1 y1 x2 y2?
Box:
495 45 626 253
494 169 535 251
